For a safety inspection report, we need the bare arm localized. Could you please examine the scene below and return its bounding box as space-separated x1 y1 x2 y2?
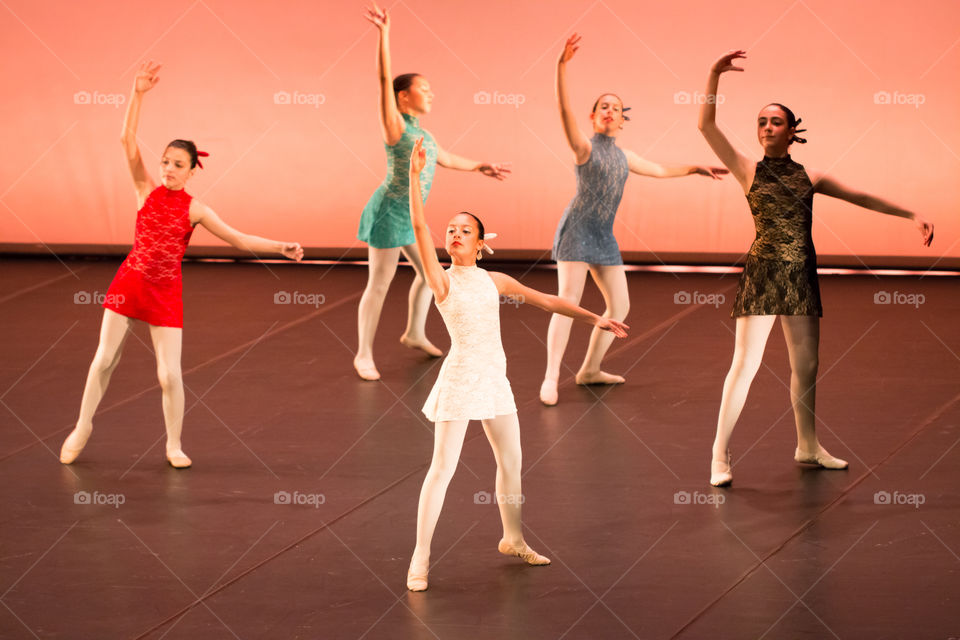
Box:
122 61 161 202
434 139 512 180
697 50 754 192
557 34 591 164
190 200 304 260
364 4 404 145
487 271 629 337
409 137 451 300
810 171 935 246
623 150 728 179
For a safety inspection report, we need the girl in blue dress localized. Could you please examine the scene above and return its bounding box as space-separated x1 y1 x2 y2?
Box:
355 4 511 381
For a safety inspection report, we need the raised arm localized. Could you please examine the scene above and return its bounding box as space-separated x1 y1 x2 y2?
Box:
487 271 629 337
364 4 404 145
121 61 161 202
809 171 935 246
409 137 451 300
697 50 754 192
434 140 511 180
189 201 303 260
623 149 728 179
557 33 591 164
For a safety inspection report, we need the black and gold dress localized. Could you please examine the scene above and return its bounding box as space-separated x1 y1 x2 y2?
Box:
732 155 822 317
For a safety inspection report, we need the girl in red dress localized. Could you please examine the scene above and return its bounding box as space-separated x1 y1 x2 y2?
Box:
59 62 304 469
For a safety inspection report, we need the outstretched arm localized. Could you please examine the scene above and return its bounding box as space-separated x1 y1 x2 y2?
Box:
364 3 404 145
122 61 161 202
487 271 629 337
697 50 754 192
190 201 304 260
557 33 591 164
409 137 451 300
435 140 512 180
623 150 728 179
810 171 935 246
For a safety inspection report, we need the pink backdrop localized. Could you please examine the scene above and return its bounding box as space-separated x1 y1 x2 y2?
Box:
1 0 957 262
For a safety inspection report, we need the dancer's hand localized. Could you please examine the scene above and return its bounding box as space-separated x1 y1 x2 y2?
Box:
692 166 730 180
364 2 389 30
596 317 629 338
478 162 512 181
133 61 162 93
914 215 934 246
281 242 304 262
559 33 581 64
711 50 746 75
410 137 426 175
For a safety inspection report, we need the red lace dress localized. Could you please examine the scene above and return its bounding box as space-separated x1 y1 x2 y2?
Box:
103 186 195 327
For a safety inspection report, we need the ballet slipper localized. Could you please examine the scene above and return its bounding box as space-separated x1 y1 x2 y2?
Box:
166 449 192 469
353 356 381 381
539 379 559 406
794 446 848 470
498 539 551 566
710 451 733 487
399 335 443 357
59 427 92 464
406 555 429 591
574 370 625 385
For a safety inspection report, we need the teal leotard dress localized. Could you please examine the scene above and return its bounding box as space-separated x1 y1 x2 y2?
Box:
357 113 439 248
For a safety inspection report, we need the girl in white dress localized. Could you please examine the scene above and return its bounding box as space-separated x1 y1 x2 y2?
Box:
406 137 629 591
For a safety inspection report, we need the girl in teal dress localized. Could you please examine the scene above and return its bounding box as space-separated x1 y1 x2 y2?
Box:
355 4 511 381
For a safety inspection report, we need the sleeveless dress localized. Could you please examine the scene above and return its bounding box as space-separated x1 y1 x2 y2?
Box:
422 265 517 422
552 132 630 265
357 113 439 249
732 155 822 317
103 185 195 328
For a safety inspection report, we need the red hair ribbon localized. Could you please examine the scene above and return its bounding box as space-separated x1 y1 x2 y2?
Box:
197 150 210 169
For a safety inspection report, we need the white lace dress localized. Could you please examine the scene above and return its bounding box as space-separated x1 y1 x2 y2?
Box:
422 264 517 422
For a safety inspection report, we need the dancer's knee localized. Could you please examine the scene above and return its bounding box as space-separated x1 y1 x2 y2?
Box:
156 364 182 392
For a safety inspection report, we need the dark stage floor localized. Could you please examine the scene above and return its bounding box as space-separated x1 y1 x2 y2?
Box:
1 257 958 639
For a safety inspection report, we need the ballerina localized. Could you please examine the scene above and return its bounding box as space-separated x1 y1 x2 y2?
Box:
59 61 303 469
697 50 934 486
405 136 629 591
354 3 511 381
540 34 726 406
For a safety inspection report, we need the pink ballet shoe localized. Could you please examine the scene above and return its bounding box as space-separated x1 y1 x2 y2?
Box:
710 451 733 487
166 449 192 469
406 555 429 591
794 447 848 470
59 427 91 464
353 356 381 381
498 539 551 566
539 379 559 406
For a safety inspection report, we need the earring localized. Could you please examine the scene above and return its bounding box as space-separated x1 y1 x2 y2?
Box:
476 249 482 261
